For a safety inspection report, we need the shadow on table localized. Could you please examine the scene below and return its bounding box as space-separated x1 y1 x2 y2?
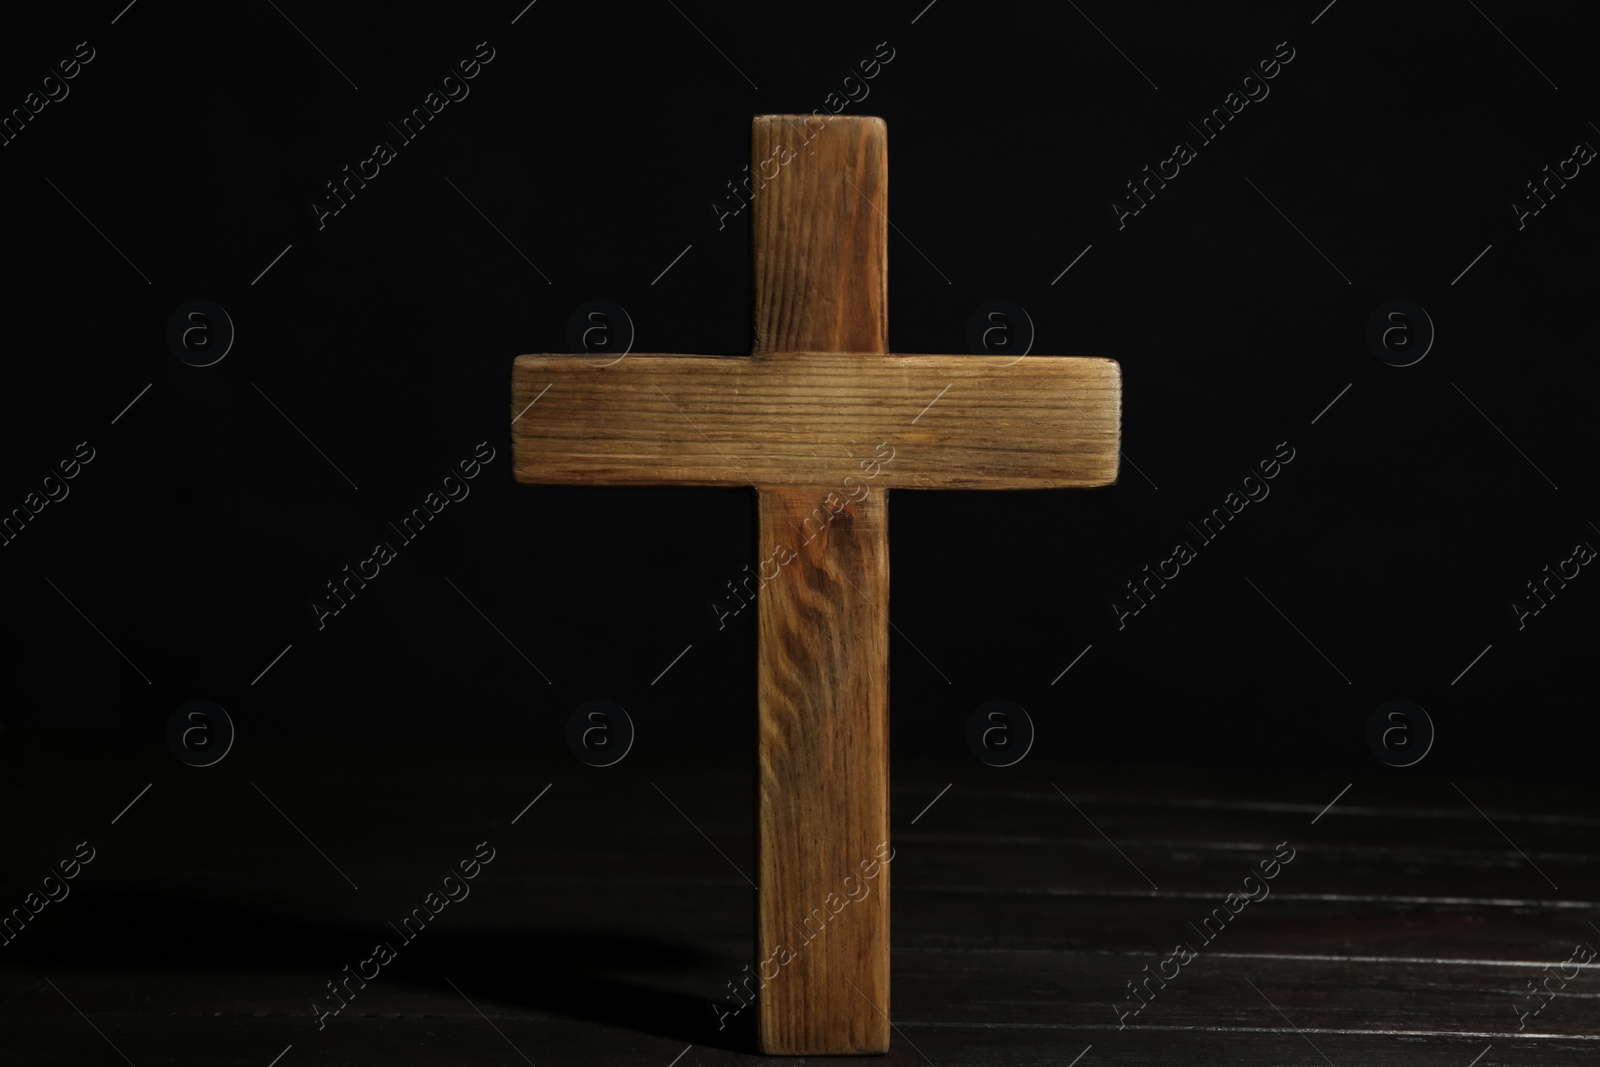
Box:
4 881 759 1054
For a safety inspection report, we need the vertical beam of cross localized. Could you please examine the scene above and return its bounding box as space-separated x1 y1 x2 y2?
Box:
752 114 891 1055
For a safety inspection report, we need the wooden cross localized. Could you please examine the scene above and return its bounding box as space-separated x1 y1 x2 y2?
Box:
510 115 1120 1054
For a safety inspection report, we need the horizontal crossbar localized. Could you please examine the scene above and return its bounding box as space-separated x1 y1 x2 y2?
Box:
510 351 1120 490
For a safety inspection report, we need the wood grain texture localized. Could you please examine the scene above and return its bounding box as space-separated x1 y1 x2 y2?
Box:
752 115 887 354
755 484 890 1055
752 113 890 1055
508 351 1121 490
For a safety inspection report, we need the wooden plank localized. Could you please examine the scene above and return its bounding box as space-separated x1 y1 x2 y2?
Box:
3 1016 1594 1067
2 1014 1590 1067
8 949 1598 1060
881 836 1600 899
755 484 891 1054
751 115 888 354
888 948 1600 1036
750 114 890 1056
509 350 1121 489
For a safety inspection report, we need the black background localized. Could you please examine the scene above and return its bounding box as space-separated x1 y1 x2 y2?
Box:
3 0 1596 779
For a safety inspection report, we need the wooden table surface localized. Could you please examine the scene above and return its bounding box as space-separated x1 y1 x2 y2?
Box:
2 738 1595 1065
